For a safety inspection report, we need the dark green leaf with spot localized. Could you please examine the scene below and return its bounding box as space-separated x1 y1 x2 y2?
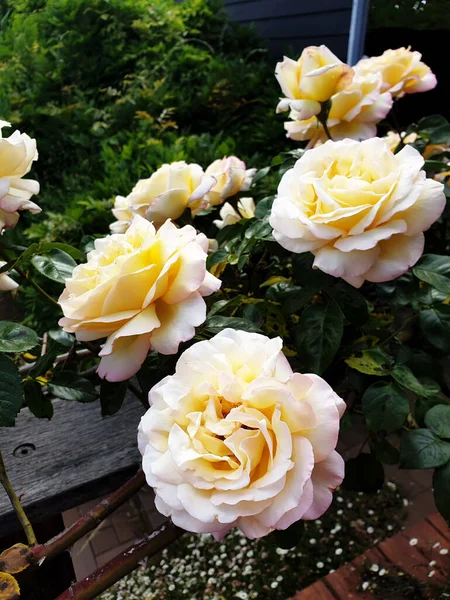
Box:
420 305 450 353
425 404 450 439
0 322 39 353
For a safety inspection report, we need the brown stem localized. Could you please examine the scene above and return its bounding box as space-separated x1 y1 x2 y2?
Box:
32 470 146 563
55 522 183 600
0 450 37 546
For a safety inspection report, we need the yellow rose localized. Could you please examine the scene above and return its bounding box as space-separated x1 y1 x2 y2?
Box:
109 161 216 232
213 197 255 229
0 121 40 233
138 329 345 539
59 216 221 381
285 74 392 143
205 157 256 206
275 46 353 120
355 48 437 98
269 138 445 288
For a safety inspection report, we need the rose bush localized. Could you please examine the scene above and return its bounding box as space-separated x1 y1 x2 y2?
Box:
59 216 221 381
269 137 445 287
138 329 345 539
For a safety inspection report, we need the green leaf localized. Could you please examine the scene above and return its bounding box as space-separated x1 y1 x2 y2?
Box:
244 220 272 241
413 254 450 295
425 404 450 439
251 166 271 184
362 381 410 434
424 160 450 174
0 354 23 427
0 243 39 274
419 115 450 144
100 380 127 416
0 322 39 353
24 380 53 419
391 363 434 397
420 305 450 353
328 280 369 326
370 439 400 465
433 460 450 525
400 429 450 469
206 250 229 270
29 343 58 378
47 372 98 402
254 196 274 219
415 396 447 428
204 316 262 334
31 249 76 283
48 329 75 348
39 242 85 261
292 253 334 289
345 347 392 375
295 299 343 374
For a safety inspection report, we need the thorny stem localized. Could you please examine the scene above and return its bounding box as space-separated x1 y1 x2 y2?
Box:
317 99 333 141
55 522 183 600
19 348 93 375
0 450 37 546
32 470 146 563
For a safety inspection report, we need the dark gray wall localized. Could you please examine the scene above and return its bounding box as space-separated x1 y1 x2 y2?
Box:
224 0 353 61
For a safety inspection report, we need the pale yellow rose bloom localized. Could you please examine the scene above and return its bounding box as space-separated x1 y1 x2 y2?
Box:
205 157 256 206
109 161 216 232
0 121 40 233
213 197 255 229
270 138 445 288
139 329 345 540
285 74 392 143
275 46 353 120
0 262 18 291
354 48 437 98
384 131 418 152
59 216 221 381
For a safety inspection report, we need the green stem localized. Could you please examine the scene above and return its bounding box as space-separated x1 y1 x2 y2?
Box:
0 450 37 546
320 118 333 141
380 313 419 348
16 266 60 307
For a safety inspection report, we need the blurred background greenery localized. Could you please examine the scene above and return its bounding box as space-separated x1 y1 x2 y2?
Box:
0 0 283 243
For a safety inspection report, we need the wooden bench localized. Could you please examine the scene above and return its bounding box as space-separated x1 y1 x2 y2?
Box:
0 391 144 536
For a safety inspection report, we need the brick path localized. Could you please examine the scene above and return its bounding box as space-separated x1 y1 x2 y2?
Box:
293 512 450 599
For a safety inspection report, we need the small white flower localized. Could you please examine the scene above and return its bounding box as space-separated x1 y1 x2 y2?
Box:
370 564 379 572
235 592 249 600
168 584 175 591
379 568 387 576
347 503 353 509
246 550 254 558
337 496 344 503
409 538 418 546
433 542 441 549
387 481 397 491
428 570 435 578
367 527 375 534
362 582 369 590
309 538 317 545
335 548 343 555
270 582 279 589
317 562 324 569
276 575 283 582
337 509 343 515
429 560 436 566
329 569 335 574
387 525 393 531
440 548 449 555
403 499 409 507
368 510 374 515
276 547 289 555
208 568 215 576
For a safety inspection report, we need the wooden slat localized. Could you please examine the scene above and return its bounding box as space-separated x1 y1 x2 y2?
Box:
326 548 386 600
427 513 450 542
378 533 431 581
240 11 351 39
400 520 449 582
0 392 144 536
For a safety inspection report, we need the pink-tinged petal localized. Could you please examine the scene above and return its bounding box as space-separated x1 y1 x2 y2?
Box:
151 292 206 354
303 451 345 520
406 71 437 93
275 478 314 530
0 179 10 199
276 98 292 113
398 179 445 235
313 245 379 278
365 233 424 283
188 174 216 204
0 209 19 231
97 333 152 381
333 219 407 252
0 273 18 291
289 99 321 120
5 179 40 206
100 305 160 355
343 274 365 288
237 516 271 539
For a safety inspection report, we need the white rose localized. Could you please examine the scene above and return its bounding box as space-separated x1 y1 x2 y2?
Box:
0 122 40 233
138 328 345 540
205 157 256 206
213 197 255 229
269 138 445 288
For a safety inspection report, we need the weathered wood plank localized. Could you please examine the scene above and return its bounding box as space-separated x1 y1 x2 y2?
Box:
225 0 351 21
239 10 352 39
0 392 144 536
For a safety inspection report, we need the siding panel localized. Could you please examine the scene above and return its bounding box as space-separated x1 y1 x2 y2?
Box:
224 0 353 60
